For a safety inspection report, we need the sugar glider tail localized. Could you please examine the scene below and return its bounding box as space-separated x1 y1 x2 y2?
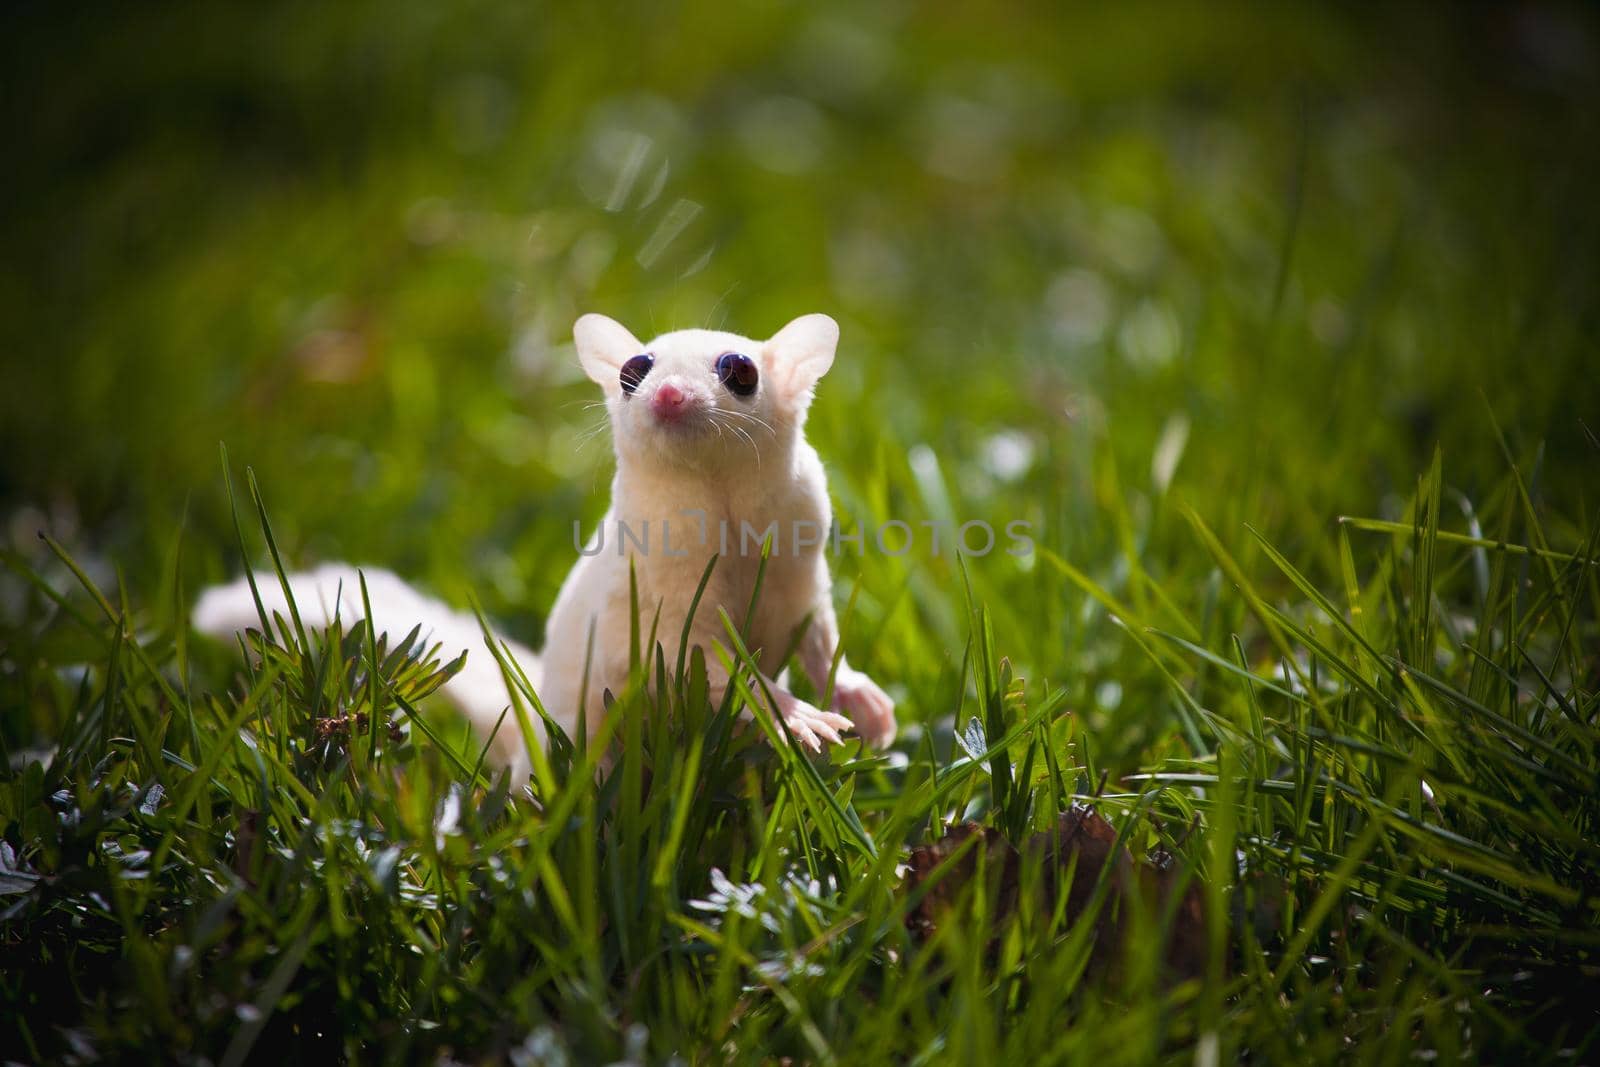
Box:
193 563 545 778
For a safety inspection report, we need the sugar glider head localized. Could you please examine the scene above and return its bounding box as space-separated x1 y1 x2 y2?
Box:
573 312 838 471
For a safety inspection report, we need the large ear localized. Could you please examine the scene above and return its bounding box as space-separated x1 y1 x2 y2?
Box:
763 313 839 402
574 313 643 392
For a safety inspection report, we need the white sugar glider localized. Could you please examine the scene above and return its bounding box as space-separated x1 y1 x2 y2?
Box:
194 313 897 778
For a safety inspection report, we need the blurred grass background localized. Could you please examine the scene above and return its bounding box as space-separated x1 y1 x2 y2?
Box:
5 2 1596 620
7 1 1598 765
3 0 1599 818
3 2 1600 1062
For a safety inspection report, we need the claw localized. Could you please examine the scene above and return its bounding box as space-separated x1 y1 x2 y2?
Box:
820 711 854 732
786 719 817 751
833 673 898 749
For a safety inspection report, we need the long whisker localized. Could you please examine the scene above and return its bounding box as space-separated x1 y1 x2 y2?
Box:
708 280 740 332
563 398 612 419
729 425 759 470
710 411 762 472
716 407 777 438
574 414 613 451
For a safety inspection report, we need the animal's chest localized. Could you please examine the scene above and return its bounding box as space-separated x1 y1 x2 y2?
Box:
630 500 819 666
714 537 811 635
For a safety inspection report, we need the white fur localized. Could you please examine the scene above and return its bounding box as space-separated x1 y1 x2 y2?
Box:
194 313 897 776
192 563 543 775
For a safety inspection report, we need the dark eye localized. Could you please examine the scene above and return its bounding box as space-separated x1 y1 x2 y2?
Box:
715 352 759 397
619 354 653 396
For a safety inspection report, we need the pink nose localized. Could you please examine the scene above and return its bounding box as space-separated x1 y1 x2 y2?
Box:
651 382 687 420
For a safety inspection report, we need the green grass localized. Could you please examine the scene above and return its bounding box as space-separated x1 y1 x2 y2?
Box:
4 444 1598 1063
4 3 1600 1063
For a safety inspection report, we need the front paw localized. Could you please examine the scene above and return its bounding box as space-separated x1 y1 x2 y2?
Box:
780 700 855 754
832 670 897 748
